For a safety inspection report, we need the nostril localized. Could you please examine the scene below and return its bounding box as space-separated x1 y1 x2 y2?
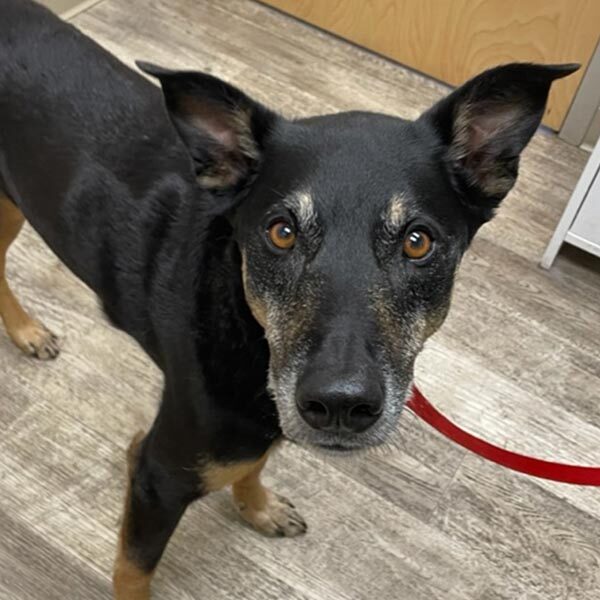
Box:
297 397 332 430
349 403 378 418
306 400 328 417
345 400 383 433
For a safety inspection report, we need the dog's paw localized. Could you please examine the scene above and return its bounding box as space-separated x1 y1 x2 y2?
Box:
235 490 307 537
12 320 60 360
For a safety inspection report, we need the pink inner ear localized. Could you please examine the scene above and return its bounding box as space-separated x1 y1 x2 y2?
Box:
180 96 238 151
467 104 520 151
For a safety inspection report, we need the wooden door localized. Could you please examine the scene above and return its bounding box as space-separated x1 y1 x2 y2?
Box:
262 0 600 130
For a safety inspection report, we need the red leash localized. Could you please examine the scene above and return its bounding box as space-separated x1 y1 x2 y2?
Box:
407 386 600 486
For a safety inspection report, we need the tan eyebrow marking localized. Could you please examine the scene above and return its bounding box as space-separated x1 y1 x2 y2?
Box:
386 193 406 230
283 191 318 231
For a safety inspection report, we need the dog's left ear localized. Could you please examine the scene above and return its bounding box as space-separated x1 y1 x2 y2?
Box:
420 62 579 219
137 61 278 190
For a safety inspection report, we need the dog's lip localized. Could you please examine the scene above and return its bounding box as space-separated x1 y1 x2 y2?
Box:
283 435 359 452
284 431 379 452
314 442 358 453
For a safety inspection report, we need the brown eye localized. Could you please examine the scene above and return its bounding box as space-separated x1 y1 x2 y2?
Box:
402 229 432 260
268 220 296 250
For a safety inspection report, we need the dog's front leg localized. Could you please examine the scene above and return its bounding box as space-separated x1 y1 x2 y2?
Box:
202 449 307 538
113 429 200 600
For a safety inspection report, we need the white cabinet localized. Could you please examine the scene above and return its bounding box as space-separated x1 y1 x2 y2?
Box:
542 140 600 268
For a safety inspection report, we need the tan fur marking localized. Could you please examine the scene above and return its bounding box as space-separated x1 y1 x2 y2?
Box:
232 457 269 511
203 453 269 493
0 195 59 359
113 558 153 600
113 431 153 600
371 285 449 358
202 444 306 536
295 192 315 226
231 447 307 537
283 191 317 231
370 286 426 358
386 193 406 229
423 302 451 338
241 252 268 328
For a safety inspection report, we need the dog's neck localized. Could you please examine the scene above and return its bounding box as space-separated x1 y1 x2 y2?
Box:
189 212 272 392
145 201 280 460
188 213 280 451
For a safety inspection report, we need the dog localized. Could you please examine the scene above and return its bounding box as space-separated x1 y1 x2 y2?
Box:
0 0 578 597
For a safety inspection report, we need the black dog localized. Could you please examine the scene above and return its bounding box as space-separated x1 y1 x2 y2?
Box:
0 0 578 597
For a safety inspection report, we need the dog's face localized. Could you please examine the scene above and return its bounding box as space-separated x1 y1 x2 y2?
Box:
142 61 578 452
235 114 466 451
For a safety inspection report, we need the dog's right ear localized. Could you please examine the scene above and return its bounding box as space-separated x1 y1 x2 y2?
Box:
418 62 579 223
137 61 278 191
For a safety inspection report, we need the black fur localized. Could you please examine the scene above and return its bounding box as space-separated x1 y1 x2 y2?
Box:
0 0 578 583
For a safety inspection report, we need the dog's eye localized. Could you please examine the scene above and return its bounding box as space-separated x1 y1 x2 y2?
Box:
402 229 432 260
267 220 296 250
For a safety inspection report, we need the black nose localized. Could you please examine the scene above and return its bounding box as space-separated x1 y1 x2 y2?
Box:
296 375 384 433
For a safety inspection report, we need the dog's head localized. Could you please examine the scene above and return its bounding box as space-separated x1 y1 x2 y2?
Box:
140 61 577 452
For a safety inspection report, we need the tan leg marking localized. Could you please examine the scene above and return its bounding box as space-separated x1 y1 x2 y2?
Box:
113 431 153 600
205 448 307 538
113 558 152 600
203 454 270 493
0 195 60 359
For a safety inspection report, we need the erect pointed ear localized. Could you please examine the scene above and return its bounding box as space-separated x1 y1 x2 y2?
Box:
136 61 278 190
419 63 579 219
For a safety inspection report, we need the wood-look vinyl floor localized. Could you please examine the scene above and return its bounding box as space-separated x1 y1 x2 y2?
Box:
1 1 599 599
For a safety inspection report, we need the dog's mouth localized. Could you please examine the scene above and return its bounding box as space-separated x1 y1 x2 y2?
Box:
317 443 354 452
285 430 402 457
285 434 374 455
314 442 361 455
280 412 405 454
